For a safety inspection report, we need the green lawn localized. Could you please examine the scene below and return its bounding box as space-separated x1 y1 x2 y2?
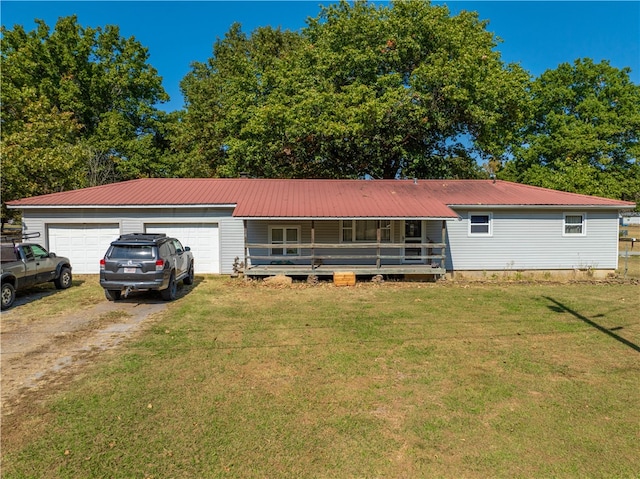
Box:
3 277 639 478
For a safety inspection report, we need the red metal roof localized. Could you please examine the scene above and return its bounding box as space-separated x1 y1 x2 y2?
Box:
432 180 636 207
7 179 635 218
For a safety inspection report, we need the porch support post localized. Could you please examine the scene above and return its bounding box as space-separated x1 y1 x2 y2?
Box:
441 220 447 271
376 222 381 269
311 220 315 268
243 220 248 275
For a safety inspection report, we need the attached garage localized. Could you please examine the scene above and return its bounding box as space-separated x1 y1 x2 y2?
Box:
48 224 120 274
145 223 220 274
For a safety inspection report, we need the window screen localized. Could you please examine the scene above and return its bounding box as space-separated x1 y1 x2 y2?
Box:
564 214 585 235
469 215 491 235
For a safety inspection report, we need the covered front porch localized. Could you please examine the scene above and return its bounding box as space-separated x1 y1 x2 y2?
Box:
242 219 448 280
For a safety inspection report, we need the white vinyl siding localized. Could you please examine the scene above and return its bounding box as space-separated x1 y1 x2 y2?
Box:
446 209 619 271
219 218 245 273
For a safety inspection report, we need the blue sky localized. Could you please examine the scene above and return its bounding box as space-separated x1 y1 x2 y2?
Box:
2 1 639 112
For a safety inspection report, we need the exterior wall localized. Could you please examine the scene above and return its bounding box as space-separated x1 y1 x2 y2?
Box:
248 220 377 266
219 217 245 273
20 206 622 275
21 208 122 244
21 207 244 274
445 208 620 271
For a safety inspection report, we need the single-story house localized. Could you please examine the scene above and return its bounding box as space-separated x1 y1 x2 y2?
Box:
7 178 635 279
620 212 640 226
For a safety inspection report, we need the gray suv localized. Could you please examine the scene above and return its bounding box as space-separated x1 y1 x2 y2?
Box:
100 233 194 301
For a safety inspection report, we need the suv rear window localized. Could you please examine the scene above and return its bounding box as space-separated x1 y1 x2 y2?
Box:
108 245 155 260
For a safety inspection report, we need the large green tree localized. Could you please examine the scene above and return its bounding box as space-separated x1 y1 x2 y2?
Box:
180 0 529 179
1 16 173 217
177 24 305 178
1 99 87 203
500 59 640 203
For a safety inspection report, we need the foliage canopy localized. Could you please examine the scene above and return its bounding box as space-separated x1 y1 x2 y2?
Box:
180 0 530 179
500 58 640 204
1 15 172 217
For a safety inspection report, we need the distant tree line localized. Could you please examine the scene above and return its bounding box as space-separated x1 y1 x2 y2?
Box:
2 0 639 220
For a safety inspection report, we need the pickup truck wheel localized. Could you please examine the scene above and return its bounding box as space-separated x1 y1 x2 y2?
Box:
1 283 16 310
183 262 195 285
104 289 121 301
161 272 177 301
54 267 72 290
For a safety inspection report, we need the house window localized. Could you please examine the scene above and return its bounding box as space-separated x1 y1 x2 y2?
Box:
564 213 586 236
469 213 492 236
341 220 391 242
269 226 300 256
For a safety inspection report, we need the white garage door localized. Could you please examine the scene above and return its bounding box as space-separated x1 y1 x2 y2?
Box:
48 224 120 274
145 223 219 274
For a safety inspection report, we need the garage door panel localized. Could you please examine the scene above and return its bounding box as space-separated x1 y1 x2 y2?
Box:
48 224 120 274
145 223 219 274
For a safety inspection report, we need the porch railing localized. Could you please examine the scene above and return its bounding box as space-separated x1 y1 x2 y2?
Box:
244 241 447 272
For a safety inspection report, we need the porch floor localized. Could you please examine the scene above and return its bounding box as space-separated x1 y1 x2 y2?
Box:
245 264 446 278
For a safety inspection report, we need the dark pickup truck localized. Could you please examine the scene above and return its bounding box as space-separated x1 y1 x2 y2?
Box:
1 241 73 310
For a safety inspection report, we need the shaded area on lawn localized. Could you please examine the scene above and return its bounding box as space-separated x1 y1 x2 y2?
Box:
545 296 640 353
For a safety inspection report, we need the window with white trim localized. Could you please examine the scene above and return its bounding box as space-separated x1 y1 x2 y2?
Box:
341 220 391 242
469 213 492 236
269 226 300 256
563 213 586 236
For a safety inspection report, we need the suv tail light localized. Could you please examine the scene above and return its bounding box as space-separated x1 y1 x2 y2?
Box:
100 259 105 271
155 259 164 271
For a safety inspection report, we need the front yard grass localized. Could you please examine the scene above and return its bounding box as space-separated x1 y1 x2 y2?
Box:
2 277 639 478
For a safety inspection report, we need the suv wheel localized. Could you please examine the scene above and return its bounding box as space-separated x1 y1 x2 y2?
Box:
1 283 16 310
183 262 195 285
161 272 177 301
104 289 122 301
54 267 72 290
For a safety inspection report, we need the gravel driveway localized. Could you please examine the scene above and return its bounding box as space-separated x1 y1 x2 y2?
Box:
1 293 168 416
